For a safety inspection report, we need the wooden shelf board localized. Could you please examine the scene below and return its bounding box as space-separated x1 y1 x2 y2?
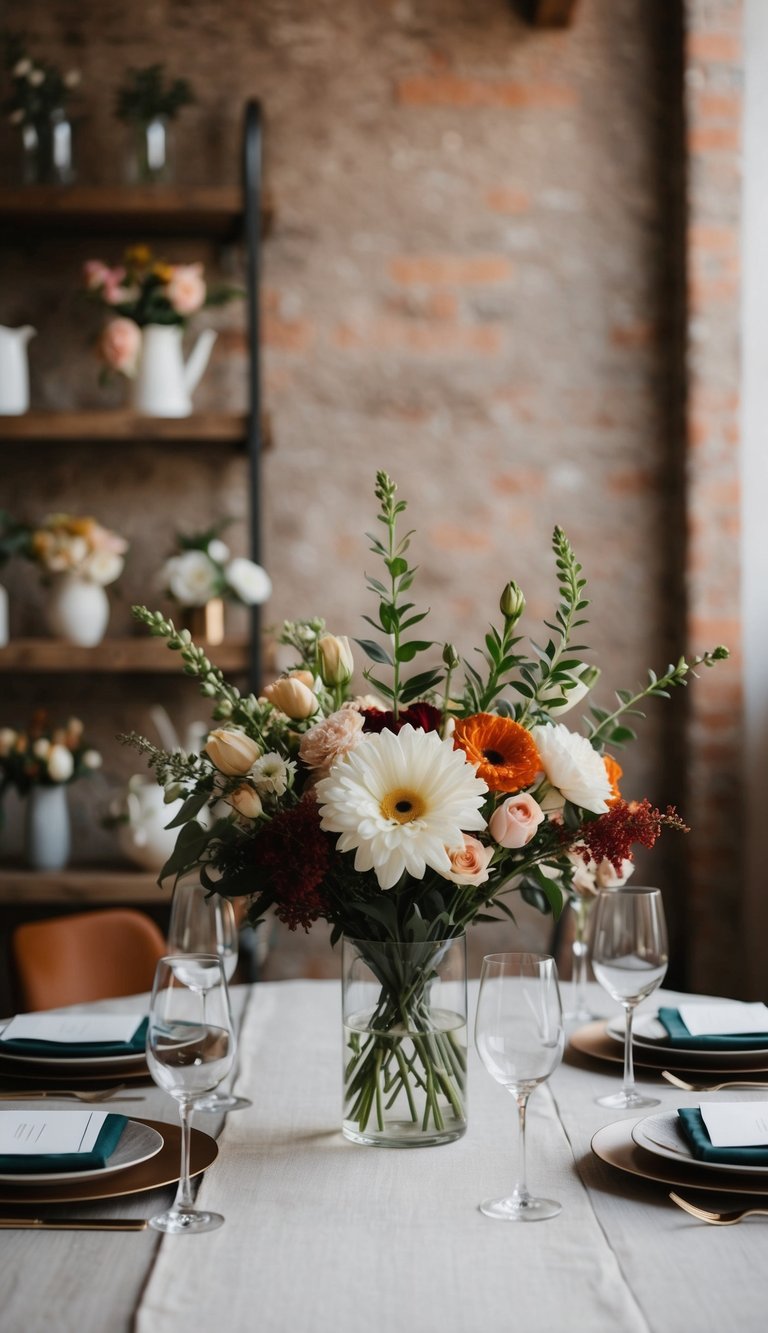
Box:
0 867 169 906
0 410 255 446
0 637 251 674
0 184 257 238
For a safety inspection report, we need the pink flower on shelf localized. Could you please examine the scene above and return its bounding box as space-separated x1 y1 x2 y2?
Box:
83 260 111 290
165 263 206 316
99 317 141 377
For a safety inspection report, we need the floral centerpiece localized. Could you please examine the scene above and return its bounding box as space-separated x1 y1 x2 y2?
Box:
27 513 127 586
115 64 194 184
0 713 101 797
126 472 727 1145
84 245 240 380
159 521 271 614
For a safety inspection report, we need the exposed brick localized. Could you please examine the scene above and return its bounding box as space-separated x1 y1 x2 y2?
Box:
395 74 577 110
693 92 741 121
689 222 738 250
687 31 741 63
332 319 503 355
610 320 657 349
389 256 514 286
688 125 741 153
428 522 493 552
484 188 533 215
606 468 657 495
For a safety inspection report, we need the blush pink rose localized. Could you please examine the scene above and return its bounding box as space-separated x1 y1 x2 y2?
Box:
166 263 206 316
299 708 365 775
99 318 141 377
442 835 494 887
489 792 545 849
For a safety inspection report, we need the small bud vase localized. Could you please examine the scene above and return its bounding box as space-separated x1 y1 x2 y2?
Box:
25 784 71 871
47 574 110 647
341 934 467 1147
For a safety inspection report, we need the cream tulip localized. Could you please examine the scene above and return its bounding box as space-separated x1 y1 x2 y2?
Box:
263 677 318 720
227 784 263 819
318 634 354 688
205 728 262 776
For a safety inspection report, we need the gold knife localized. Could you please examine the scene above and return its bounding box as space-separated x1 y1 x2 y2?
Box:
0 1217 148 1230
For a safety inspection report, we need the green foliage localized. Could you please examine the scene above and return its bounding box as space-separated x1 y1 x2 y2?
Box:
114 64 194 124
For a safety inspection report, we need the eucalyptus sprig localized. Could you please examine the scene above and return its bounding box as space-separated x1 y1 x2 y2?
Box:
356 472 440 720
587 646 730 749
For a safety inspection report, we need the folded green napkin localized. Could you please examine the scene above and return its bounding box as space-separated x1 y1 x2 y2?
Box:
0 1017 148 1060
677 1107 768 1167
0 1113 127 1175
658 1008 768 1050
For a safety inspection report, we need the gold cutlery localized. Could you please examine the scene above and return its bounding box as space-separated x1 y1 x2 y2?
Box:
0 1084 144 1103
0 1216 148 1231
661 1071 768 1093
669 1192 768 1225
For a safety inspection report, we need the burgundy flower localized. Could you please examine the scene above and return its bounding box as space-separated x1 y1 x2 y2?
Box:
360 702 443 735
572 799 689 872
253 796 331 931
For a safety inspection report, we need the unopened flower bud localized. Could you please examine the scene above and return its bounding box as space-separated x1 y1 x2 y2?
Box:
317 634 354 688
499 581 525 622
442 642 460 670
227 784 263 819
164 781 184 803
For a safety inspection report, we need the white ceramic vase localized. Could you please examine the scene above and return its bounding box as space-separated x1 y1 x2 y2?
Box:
130 323 217 418
0 325 36 415
25 783 71 871
116 777 186 872
47 574 110 646
0 582 8 647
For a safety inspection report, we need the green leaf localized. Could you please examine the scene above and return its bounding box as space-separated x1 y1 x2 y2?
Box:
395 639 433 662
164 789 210 829
355 637 393 665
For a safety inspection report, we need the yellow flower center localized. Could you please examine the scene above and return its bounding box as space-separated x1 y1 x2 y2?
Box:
380 787 427 824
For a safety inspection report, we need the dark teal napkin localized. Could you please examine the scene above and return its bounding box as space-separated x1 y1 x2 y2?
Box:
0 1016 148 1060
678 1107 768 1167
0 1112 128 1175
658 1008 768 1051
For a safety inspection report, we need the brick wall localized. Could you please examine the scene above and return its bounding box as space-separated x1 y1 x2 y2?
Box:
0 0 742 984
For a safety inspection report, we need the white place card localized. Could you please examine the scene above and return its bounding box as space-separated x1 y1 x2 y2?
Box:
0 1013 144 1045
677 1001 768 1037
0 1109 108 1156
700 1101 768 1149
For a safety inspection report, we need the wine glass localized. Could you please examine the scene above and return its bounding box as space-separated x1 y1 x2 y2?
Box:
590 886 668 1110
167 881 251 1112
474 952 565 1222
146 953 235 1233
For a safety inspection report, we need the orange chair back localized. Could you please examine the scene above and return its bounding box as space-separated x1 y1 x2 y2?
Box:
13 909 167 1011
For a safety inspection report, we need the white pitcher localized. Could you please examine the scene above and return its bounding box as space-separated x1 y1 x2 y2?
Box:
131 323 217 417
116 776 186 872
0 325 36 415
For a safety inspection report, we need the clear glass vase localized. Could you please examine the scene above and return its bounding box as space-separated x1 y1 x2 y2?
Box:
341 934 467 1148
21 110 75 185
125 115 174 184
563 896 598 1025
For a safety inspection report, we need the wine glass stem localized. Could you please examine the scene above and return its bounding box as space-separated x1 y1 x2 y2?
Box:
172 1097 196 1213
622 1002 636 1096
513 1092 531 1203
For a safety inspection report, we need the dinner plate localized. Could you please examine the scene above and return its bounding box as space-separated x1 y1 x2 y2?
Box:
0 1047 147 1070
591 1119 768 1197
569 1021 768 1076
606 1014 768 1060
0 1118 163 1185
0 1119 217 1204
631 1112 768 1176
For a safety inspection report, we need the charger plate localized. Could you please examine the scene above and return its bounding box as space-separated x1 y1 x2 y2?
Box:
591 1119 768 1197
0 1056 150 1085
570 1021 768 1077
0 1119 217 1204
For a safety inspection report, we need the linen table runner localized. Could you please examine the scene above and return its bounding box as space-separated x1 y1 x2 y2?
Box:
136 980 647 1333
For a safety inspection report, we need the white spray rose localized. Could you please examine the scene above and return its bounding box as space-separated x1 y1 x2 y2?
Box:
225 557 272 606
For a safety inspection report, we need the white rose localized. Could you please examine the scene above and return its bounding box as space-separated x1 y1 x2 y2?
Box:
163 550 219 607
0 728 17 755
82 749 102 769
79 550 124 586
595 857 634 889
47 744 74 782
540 665 601 718
225 557 272 606
531 722 612 814
208 539 230 564
32 738 51 760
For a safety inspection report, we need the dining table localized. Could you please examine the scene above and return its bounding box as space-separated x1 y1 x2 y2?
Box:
2 978 767 1333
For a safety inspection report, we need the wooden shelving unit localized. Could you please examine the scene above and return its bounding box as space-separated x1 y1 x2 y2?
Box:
0 183 272 239
0 866 168 907
0 637 250 674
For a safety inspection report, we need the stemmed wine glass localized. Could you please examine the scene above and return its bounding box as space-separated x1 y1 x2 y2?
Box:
146 953 235 1233
590 886 668 1110
167 880 251 1112
474 952 565 1222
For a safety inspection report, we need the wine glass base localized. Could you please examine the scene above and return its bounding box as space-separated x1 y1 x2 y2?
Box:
480 1195 561 1222
149 1207 225 1234
195 1093 252 1113
595 1089 661 1110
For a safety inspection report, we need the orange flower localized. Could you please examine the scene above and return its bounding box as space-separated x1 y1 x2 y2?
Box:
453 713 541 794
604 754 623 807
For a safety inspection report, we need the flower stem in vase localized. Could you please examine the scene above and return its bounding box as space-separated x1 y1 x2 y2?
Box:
563 896 598 1025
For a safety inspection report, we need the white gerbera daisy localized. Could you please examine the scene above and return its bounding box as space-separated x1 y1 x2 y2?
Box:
315 722 488 890
531 722 611 814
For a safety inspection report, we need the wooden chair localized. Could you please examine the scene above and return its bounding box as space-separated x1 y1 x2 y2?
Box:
12 908 167 1011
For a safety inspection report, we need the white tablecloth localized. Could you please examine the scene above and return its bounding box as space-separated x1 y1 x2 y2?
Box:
135 982 768 1333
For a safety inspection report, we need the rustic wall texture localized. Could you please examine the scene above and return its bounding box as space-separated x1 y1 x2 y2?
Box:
0 0 743 987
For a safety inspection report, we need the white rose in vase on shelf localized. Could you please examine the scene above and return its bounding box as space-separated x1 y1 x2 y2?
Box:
158 520 271 646
0 715 102 870
26 513 128 646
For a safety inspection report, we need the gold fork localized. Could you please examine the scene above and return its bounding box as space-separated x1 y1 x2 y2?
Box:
662 1071 768 1093
669 1192 768 1225
0 1084 143 1102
